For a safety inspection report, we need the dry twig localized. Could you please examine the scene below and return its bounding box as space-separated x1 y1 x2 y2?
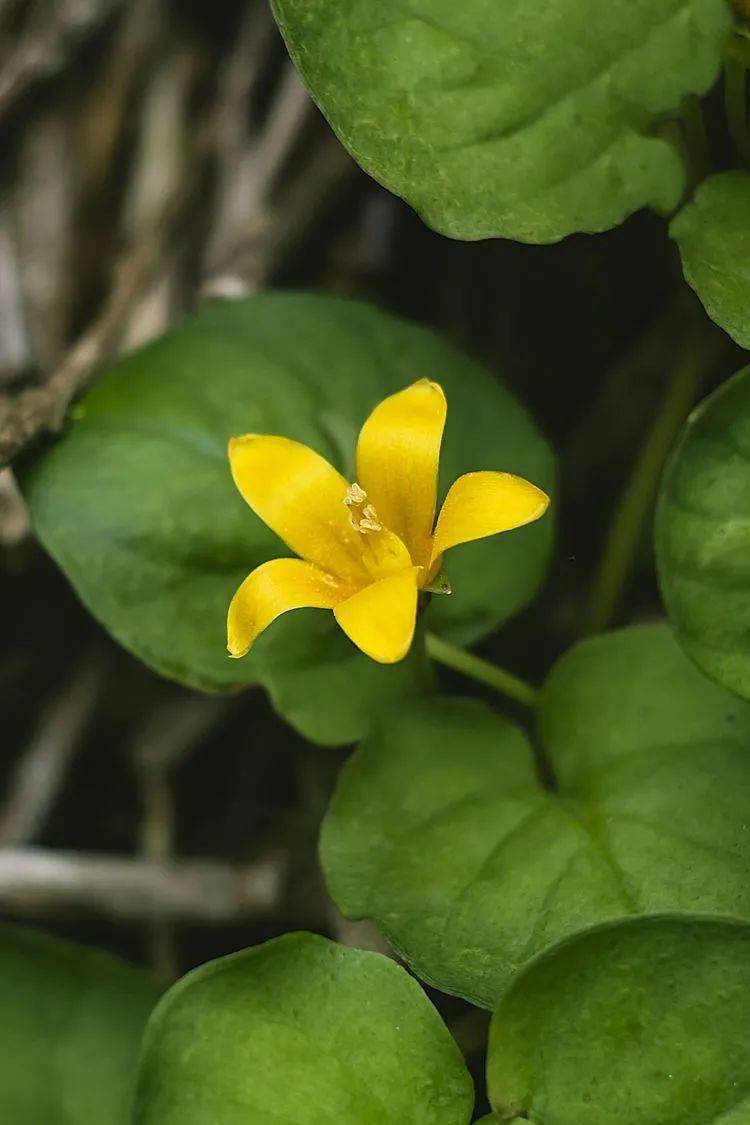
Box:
0 209 29 384
77 0 162 196
0 467 30 546
131 696 229 976
202 0 277 280
0 240 162 466
0 654 107 845
0 0 126 120
16 108 76 368
203 53 312 295
119 32 196 350
0 847 284 921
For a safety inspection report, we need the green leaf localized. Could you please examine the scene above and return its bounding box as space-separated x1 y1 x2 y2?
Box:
671 170 750 348
133 931 474 1124
322 625 750 1007
271 0 732 243
656 365 750 701
21 292 553 747
0 924 161 1125
487 916 750 1125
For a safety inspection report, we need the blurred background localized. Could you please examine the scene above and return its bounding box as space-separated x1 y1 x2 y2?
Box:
0 0 745 1098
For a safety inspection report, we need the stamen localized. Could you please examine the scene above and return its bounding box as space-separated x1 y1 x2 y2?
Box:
344 482 367 507
343 482 382 533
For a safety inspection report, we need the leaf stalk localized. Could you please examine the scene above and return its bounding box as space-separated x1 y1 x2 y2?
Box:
425 632 539 710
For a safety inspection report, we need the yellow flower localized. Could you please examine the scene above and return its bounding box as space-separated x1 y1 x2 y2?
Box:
227 379 549 665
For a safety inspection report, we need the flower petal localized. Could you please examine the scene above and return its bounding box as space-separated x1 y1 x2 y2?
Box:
359 527 413 582
229 435 369 584
334 567 420 664
356 379 446 569
227 558 347 658
430 471 550 566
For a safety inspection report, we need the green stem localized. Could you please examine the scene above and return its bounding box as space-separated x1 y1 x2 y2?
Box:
582 332 716 636
425 632 539 710
729 28 750 60
681 95 710 185
412 614 436 694
725 57 750 169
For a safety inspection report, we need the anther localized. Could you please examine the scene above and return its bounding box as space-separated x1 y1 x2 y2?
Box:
343 483 382 534
344 482 367 507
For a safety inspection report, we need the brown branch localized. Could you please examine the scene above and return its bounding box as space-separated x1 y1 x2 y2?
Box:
77 0 162 197
0 0 127 120
130 695 229 976
16 108 76 369
202 1 278 283
203 57 313 296
118 34 197 351
0 847 284 921
0 21 201 468
0 240 160 467
0 207 29 384
0 467 30 546
0 654 107 845
203 134 355 300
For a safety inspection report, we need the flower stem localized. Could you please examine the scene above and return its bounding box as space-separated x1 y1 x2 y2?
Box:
582 330 717 635
425 632 539 710
725 56 750 169
680 95 711 185
412 615 436 694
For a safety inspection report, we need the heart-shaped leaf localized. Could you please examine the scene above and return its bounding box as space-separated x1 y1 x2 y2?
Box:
322 625 750 1006
21 293 554 746
271 0 732 243
656 365 750 700
133 931 474 1124
487 916 750 1125
0 924 161 1125
671 170 750 349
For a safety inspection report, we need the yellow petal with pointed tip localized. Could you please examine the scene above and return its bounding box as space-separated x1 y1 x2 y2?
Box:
356 379 446 569
229 435 369 585
227 558 347 658
334 567 420 664
430 471 549 567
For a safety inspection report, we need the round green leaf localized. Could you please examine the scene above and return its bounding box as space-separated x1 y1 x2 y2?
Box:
21 293 553 746
271 0 732 243
133 931 474 1124
657 366 750 700
0 924 161 1125
671 171 750 349
322 625 750 1007
487 915 750 1125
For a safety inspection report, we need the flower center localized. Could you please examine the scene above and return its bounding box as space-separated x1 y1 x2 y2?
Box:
343 482 382 534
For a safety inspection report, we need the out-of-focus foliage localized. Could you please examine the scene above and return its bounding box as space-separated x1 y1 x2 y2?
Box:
0 925 161 1125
